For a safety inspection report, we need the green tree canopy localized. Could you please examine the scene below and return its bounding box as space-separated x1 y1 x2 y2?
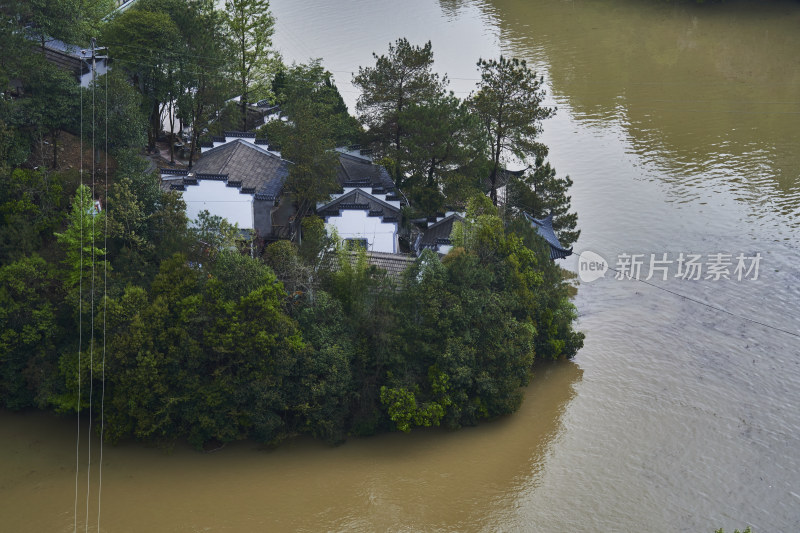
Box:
507 155 580 248
54 184 109 296
26 63 78 169
470 56 555 205
104 253 309 448
86 70 148 154
0 168 64 265
0 255 62 409
267 61 343 228
16 0 113 47
353 38 447 188
224 0 280 130
399 91 487 214
101 8 180 151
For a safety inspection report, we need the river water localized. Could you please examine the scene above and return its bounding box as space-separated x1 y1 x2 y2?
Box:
2 1 799 531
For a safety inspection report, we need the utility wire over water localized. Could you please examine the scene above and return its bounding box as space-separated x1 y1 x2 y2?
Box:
572 251 800 340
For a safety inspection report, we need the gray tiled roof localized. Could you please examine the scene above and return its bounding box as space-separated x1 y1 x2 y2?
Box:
336 152 395 192
318 188 401 223
364 251 415 279
418 213 463 250
341 251 415 280
41 38 82 56
483 167 526 192
524 212 573 260
191 139 289 200
223 131 256 138
31 38 89 79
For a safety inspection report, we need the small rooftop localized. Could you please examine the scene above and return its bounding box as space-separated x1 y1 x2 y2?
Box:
341 251 416 281
417 212 464 253
163 139 290 201
524 212 573 260
318 188 401 223
336 150 395 192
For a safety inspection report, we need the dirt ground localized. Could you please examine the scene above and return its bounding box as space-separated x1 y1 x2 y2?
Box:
27 131 191 183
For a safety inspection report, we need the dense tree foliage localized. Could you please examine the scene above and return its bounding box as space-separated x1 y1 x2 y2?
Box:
353 39 575 245
86 71 148 154
506 155 581 248
0 255 61 409
399 92 487 214
224 0 280 131
353 38 447 189
103 253 309 447
0 168 64 264
264 62 347 228
12 0 113 48
27 64 79 169
102 8 180 152
471 56 555 205
0 0 583 450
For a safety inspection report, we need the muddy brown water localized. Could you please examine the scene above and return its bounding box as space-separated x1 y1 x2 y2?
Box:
2 1 799 531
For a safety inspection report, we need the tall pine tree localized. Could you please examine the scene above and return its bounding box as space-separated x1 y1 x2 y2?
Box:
470 56 554 205
353 38 446 188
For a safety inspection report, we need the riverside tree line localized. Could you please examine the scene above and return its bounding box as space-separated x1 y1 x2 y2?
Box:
0 0 583 448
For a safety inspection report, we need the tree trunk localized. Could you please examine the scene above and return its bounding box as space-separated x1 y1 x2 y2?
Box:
240 29 247 132
188 82 205 170
168 99 175 163
188 129 197 170
149 100 160 153
427 157 436 188
490 130 502 206
52 130 59 169
489 167 498 206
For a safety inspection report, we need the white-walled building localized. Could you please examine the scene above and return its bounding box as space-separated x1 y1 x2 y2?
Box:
161 134 290 239
317 148 405 254
318 188 402 254
161 136 407 249
415 212 464 255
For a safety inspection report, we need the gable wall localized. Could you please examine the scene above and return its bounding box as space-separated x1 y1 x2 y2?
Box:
182 180 254 229
325 210 397 254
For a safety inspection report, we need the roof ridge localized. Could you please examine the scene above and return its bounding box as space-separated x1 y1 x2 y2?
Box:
426 212 463 230
338 151 373 164
338 158 352 182
319 187 400 214
234 138 287 160
218 140 242 173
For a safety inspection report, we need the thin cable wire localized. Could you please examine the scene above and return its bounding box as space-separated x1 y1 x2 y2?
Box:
508 194 800 340
85 47 96 533
97 63 109 533
573 250 800 339
74 64 84 533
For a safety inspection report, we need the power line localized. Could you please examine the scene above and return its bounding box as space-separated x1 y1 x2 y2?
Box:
74 54 83 533
506 196 798 340
74 38 108 533
572 250 800 339
97 61 109 533
85 37 97 533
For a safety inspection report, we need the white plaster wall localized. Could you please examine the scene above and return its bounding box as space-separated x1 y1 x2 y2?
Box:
326 210 397 253
182 180 254 230
496 184 507 206
438 244 453 255
80 61 109 88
